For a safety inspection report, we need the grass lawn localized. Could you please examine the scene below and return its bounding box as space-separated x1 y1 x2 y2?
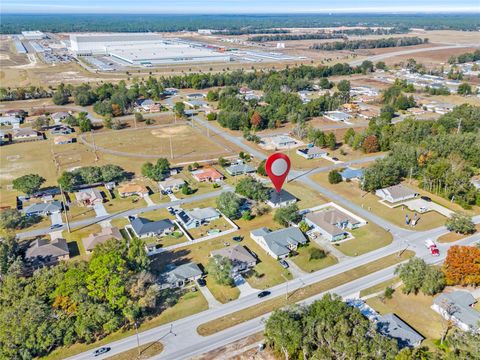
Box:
42 290 207 360
283 181 329 210
106 342 163 360
103 194 146 215
187 217 232 239
197 250 414 336
66 203 97 222
335 223 393 256
291 243 338 273
359 277 400 298
311 174 448 231
62 224 103 259
205 275 241 303
366 286 444 341
437 224 480 243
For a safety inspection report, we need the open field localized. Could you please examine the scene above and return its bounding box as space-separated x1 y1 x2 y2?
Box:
366 286 444 344
106 341 163 360
438 224 480 243
335 223 393 256
197 250 414 336
41 290 208 360
311 173 459 231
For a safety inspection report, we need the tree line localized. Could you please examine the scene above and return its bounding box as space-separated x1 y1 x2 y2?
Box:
448 49 480 64
248 32 345 42
311 37 427 51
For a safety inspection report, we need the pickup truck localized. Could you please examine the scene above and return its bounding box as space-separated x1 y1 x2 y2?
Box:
425 239 439 256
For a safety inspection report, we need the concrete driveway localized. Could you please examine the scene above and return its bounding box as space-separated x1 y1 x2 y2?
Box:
285 259 307 278
50 212 63 225
198 284 222 309
144 195 155 206
403 198 454 218
93 203 109 217
234 274 258 298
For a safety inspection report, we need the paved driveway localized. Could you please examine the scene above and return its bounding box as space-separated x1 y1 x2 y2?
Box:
234 274 258 298
403 198 454 218
144 195 155 206
285 259 307 278
50 212 63 225
198 284 222 309
93 203 109 217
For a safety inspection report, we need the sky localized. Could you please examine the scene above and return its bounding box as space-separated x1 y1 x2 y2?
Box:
1 0 479 14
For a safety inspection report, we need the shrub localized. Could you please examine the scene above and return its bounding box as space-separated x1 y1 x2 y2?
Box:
309 247 326 260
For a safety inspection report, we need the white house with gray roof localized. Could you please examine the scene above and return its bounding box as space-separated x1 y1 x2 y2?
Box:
296 146 328 160
305 207 364 241
23 200 62 216
266 189 297 208
225 161 256 176
250 226 307 259
130 217 175 238
376 184 418 203
376 314 425 348
432 291 480 333
210 245 257 274
176 207 220 229
161 262 203 288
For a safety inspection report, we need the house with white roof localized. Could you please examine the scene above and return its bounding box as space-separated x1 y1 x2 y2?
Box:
375 184 418 203
176 207 220 229
432 291 480 333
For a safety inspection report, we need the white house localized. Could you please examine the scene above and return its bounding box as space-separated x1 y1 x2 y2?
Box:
266 189 297 208
250 226 307 259
296 146 328 160
432 291 480 333
305 207 365 241
375 184 418 203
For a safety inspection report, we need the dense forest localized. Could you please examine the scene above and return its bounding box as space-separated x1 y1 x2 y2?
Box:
311 37 427 51
332 26 411 36
1 13 479 34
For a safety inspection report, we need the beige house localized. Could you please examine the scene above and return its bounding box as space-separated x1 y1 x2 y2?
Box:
117 183 149 198
82 227 123 253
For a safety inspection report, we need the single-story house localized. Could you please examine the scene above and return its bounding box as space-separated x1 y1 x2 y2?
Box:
225 162 256 176
186 93 206 100
51 125 73 135
296 146 328 160
375 184 418 204
117 183 149 198
183 99 209 109
54 135 74 145
158 178 186 192
270 135 297 149
210 245 257 274
75 188 103 206
130 217 175 238
250 226 307 259
191 168 224 183
104 181 116 191
50 112 70 123
340 167 364 181
3 109 26 118
305 208 362 241
139 99 161 112
0 130 10 145
239 87 253 95
82 226 123 254
324 111 352 122
245 93 262 101
161 262 203 288
25 238 70 267
23 200 62 216
176 207 220 229
376 314 425 348
432 291 480 333
0 116 22 126
163 88 178 96
12 128 43 142
266 189 297 208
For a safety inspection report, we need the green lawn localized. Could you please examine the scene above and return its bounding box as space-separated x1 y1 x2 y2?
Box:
206 275 240 303
41 290 207 360
291 243 338 273
335 223 393 256
106 342 163 360
359 277 400 298
62 224 103 259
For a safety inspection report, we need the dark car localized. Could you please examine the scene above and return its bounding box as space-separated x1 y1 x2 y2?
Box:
332 157 339 161
93 347 111 357
279 260 289 269
257 291 271 298
49 224 63 230
197 278 206 287
232 236 243 242
421 196 432 202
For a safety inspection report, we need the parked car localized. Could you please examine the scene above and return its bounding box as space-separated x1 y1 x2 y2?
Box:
257 291 271 298
197 278 206 287
93 347 111 357
421 196 432 202
232 236 243 242
167 207 175 215
279 259 289 269
49 224 63 230
161 190 167 195
332 157 339 161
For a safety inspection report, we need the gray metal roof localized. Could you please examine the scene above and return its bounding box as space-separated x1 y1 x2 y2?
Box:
211 245 257 265
187 207 220 221
268 189 297 205
25 238 69 260
23 200 62 215
434 291 480 331
259 227 307 257
376 313 424 349
131 217 174 236
168 263 203 282
225 162 255 175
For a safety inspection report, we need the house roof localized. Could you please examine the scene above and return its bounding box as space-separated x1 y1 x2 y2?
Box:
51 111 69 120
378 184 418 200
168 262 203 281
23 200 62 214
225 162 255 175
376 313 425 348
131 217 174 236
141 99 155 106
0 116 21 124
13 128 40 137
187 207 220 221
25 238 69 260
305 208 359 237
268 189 297 205
117 183 148 195
82 226 123 251
75 188 103 202
340 167 364 180
158 178 186 189
211 245 257 265
433 291 480 331
253 227 307 257
191 167 223 181
297 146 327 156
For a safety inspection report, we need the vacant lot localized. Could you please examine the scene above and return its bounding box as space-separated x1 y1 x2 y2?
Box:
292 242 338 273
335 223 393 256
438 224 480 243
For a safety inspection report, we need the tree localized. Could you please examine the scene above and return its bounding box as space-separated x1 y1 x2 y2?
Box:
12 174 45 195
134 112 144 122
52 83 69 105
362 134 380 153
337 79 351 93
206 255 234 286
265 307 303 359
257 160 267 176
298 221 310 233
33 116 50 130
250 111 262 129
375 61 387 70
328 170 342 184
235 177 269 202
181 184 192 195
174 102 185 117
217 157 229 167
309 247 326 260
111 119 124 130
0 232 19 276
103 115 113 129
141 158 170 181
443 245 480 286
343 128 356 145
325 132 336 150
395 257 445 295
274 204 301 226
384 286 394 299
445 213 475 234
216 192 241 219
206 112 217 121
457 82 472 96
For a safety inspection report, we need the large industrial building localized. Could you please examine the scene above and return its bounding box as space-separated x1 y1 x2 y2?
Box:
21 31 47 40
69 33 230 65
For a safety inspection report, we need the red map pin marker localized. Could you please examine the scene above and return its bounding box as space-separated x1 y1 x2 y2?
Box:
265 153 291 193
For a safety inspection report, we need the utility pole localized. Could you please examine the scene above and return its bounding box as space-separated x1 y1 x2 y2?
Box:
59 184 71 233
134 322 140 356
91 130 99 161
169 134 173 159
281 273 289 301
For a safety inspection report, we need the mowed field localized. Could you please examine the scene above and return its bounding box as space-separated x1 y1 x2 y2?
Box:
90 124 237 161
